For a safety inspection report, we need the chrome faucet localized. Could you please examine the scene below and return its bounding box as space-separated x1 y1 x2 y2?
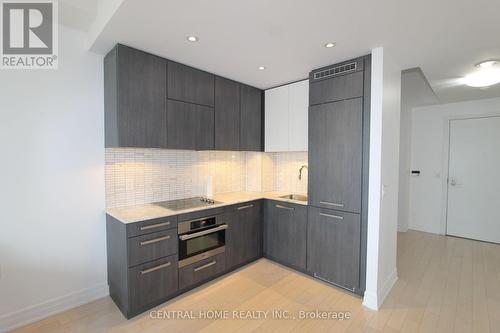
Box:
299 165 308 180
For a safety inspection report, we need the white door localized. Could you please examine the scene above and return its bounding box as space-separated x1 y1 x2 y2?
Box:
446 116 500 243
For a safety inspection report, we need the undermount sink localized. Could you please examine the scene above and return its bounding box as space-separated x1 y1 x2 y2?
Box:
279 194 308 202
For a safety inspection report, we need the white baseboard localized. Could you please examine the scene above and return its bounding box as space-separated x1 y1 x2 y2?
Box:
0 283 109 333
362 268 398 311
379 268 398 306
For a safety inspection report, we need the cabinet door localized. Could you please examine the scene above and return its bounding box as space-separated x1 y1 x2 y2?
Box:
128 255 178 315
288 80 309 151
167 61 215 107
215 77 240 150
264 200 307 270
226 201 262 270
308 98 363 213
105 45 167 148
240 85 263 151
307 207 360 292
265 85 289 152
309 70 364 105
167 100 214 150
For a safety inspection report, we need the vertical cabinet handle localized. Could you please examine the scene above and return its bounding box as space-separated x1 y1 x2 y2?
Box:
140 261 171 275
194 260 217 272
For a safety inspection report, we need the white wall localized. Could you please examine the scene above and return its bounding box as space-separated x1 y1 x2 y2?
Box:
364 47 401 310
408 97 500 234
0 25 106 332
398 70 438 232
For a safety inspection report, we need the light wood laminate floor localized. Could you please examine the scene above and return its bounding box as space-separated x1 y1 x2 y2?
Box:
10 230 500 332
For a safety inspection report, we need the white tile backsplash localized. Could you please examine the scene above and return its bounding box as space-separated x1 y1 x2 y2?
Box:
105 148 308 208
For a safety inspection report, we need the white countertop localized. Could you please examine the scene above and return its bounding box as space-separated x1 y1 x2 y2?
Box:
106 191 307 224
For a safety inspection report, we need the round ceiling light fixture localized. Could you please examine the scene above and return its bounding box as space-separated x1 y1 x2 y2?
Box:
186 36 199 42
324 42 336 48
463 60 500 88
258 66 266 70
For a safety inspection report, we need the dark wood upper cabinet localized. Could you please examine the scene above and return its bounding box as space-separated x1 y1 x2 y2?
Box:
104 44 167 148
308 98 363 213
167 61 215 107
240 84 263 151
215 77 240 150
167 99 214 150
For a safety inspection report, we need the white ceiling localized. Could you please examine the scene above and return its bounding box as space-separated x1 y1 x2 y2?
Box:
401 69 439 109
86 0 500 103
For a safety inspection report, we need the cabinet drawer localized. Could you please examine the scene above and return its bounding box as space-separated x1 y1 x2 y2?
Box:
126 216 177 237
309 70 364 105
128 255 178 313
128 229 178 267
178 253 226 290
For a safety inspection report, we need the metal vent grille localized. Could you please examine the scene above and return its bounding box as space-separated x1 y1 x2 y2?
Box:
313 62 357 80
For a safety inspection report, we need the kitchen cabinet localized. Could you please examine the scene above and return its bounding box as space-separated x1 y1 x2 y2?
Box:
226 201 263 270
166 99 214 150
265 80 309 152
215 77 240 150
308 98 363 213
263 200 307 270
167 61 215 107
104 44 167 148
307 207 361 293
240 84 263 151
106 214 179 318
179 253 226 290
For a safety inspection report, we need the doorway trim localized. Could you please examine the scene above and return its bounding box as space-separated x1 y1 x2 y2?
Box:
440 113 500 235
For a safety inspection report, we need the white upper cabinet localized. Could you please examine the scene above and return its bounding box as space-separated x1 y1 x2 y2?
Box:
265 79 309 152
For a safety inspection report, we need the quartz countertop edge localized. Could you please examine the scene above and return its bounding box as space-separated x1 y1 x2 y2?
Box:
106 192 308 224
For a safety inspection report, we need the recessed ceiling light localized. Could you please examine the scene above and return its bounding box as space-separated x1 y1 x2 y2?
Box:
463 60 500 87
258 66 266 70
324 42 336 48
187 36 198 42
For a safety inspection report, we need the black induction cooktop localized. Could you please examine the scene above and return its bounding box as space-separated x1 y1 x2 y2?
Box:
155 197 221 211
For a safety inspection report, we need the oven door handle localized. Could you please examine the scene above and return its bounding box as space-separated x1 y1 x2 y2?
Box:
179 224 228 241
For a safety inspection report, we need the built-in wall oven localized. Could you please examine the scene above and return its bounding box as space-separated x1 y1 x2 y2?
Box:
178 215 227 267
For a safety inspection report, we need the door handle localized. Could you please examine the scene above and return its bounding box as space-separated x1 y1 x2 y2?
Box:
140 235 171 246
140 261 171 275
320 213 344 220
194 260 216 272
448 177 460 186
276 204 294 211
320 201 344 208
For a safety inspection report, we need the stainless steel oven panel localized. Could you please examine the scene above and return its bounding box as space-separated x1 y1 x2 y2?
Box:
179 224 228 240
178 216 219 234
178 246 225 268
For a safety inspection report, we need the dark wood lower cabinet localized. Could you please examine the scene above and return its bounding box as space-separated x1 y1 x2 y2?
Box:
128 255 178 316
307 206 361 293
107 198 366 319
264 200 307 270
178 253 226 290
226 201 263 270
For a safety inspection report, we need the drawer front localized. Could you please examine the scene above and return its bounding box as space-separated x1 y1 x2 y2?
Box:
178 253 226 290
128 255 178 313
128 229 178 267
126 215 178 237
309 70 364 105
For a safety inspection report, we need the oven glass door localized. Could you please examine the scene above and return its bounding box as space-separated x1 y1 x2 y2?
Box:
179 228 225 261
